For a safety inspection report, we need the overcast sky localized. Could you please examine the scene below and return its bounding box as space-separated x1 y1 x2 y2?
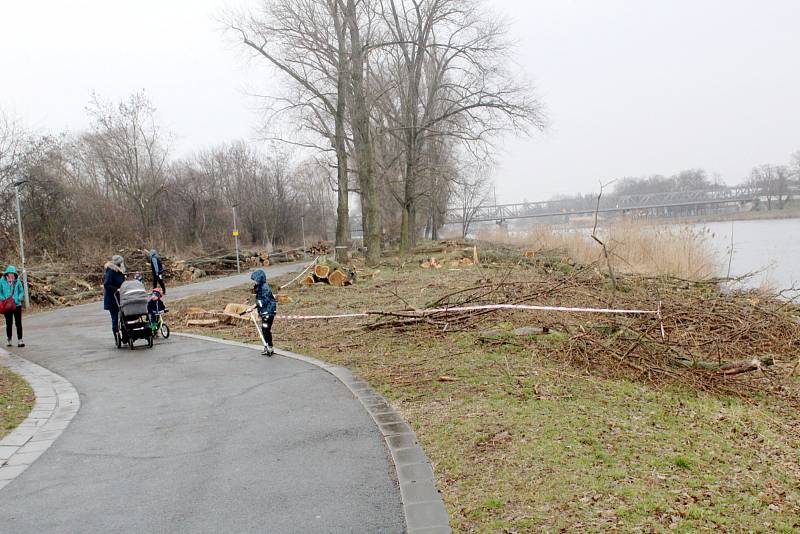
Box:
1 0 798 202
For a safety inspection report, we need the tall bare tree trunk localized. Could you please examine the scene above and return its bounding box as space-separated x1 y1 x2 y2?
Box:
345 0 381 265
333 7 350 263
399 164 414 254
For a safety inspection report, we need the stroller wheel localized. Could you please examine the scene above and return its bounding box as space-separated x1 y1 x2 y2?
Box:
160 324 170 339
128 339 135 350
147 335 153 348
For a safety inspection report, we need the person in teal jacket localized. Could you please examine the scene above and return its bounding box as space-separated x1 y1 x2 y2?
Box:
0 265 26 347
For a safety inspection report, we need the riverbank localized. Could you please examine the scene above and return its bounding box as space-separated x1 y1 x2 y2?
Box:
670 199 800 225
174 243 800 531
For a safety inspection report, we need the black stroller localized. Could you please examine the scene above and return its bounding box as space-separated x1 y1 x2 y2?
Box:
115 280 154 350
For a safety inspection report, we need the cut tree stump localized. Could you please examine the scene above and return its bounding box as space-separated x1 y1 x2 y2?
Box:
223 303 250 315
314 264 331 280
302 258 356 287
220 303 252 325
421 257 443 269
328 269 350 287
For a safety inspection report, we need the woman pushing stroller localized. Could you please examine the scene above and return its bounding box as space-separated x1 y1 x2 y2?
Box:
103 255 126 339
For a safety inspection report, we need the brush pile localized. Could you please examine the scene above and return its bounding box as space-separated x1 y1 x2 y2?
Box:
365 254 800 400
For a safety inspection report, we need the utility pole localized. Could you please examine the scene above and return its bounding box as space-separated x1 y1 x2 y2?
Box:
232 204 241 273
301 214 307 261
13 179 31 308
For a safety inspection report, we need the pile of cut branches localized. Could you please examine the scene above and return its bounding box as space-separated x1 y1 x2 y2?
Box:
365 258 800 399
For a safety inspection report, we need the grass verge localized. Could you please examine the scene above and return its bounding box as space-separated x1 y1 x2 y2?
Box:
173 247 800 532
0 366 35 439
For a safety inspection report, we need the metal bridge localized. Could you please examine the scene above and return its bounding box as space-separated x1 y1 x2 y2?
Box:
444 186 795 225
349 186 797 233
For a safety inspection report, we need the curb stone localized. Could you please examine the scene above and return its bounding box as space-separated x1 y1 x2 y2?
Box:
175 333 451 533
0 349 81 490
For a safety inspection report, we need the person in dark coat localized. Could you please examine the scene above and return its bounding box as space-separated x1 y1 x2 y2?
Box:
149 249 166 294
103 255 126 337
250 269 277 356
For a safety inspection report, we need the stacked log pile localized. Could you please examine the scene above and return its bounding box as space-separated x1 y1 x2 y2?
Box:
173 250 268 279
22 241 337 308
26 272 102 307
302 258 356 287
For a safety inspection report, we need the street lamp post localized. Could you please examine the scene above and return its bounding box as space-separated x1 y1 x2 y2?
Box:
13 179 31 308
232 204 241 273
300 214 307 261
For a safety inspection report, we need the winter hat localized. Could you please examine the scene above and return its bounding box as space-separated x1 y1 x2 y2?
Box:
112 255 124 266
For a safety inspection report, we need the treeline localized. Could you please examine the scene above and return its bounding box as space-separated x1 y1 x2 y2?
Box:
612 169 721 196
0 97 335 261
1 0 543 266
611 152 800 208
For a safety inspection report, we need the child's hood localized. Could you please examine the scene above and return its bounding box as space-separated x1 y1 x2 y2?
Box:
250 269 267 285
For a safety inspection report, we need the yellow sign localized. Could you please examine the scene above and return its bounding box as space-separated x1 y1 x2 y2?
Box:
232 231 239 237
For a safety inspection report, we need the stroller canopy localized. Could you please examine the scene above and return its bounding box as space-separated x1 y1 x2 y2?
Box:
119 280 149 317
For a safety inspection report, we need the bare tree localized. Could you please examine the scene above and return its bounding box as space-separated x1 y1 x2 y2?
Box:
340 0 382 265
376 0 546 254
0 110 28 252
84 92 169 240
0 109 27 185
774 165 792 209
451 164 491 239
227 0 353 261
748 164 789 210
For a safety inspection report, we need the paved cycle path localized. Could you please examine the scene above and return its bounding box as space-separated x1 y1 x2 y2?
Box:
0 265 405 533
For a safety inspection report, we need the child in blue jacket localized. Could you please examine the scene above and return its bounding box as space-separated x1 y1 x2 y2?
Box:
250 269 277 356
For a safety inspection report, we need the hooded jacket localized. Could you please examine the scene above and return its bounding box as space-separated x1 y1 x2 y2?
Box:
149 249 163 276
0 266 25 307
103 261 126 311
250 269 277 316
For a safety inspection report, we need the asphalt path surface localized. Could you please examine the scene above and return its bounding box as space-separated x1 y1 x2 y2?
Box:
0 265 404 533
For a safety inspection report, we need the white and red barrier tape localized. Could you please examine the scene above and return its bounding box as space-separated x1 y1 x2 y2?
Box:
276 302 666 337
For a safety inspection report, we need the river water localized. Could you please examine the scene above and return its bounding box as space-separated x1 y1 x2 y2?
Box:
694 218 799 297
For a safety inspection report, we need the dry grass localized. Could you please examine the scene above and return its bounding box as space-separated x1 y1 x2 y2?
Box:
0 366 35 439
172 245 800 532
478 221 719 280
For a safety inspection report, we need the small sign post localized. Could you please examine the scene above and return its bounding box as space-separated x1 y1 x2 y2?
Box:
232 205 241 273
